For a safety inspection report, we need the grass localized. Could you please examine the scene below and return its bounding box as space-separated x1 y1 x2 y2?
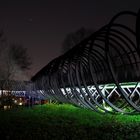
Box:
0 104 140 139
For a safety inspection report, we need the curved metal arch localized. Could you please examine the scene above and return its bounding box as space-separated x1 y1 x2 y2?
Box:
31 9 140 114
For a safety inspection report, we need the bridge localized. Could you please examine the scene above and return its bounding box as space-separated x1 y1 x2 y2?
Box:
31 9 140 114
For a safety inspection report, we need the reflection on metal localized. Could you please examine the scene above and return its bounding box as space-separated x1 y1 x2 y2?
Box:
32 9 140 114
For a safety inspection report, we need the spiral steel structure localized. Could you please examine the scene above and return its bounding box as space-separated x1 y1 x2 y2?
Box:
32 9 140 114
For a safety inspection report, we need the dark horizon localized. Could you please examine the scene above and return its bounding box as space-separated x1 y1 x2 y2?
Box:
0 0 140 77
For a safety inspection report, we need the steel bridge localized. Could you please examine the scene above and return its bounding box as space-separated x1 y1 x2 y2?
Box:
31 9 140 114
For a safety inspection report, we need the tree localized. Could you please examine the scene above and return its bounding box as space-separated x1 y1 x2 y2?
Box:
62 27 94 53
9 44 32 70
0 44 31 81
0 33 32 109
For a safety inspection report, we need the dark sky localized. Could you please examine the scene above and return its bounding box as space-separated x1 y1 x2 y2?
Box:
0 0 140 77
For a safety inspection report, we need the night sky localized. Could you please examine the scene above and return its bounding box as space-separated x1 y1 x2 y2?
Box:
0 0 140 77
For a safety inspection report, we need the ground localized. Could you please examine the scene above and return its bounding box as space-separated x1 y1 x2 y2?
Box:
0 104 140 140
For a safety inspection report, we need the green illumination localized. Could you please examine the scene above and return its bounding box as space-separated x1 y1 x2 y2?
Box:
1 104 140 139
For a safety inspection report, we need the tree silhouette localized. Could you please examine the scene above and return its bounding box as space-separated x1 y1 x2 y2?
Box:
0 32 32 109
9 44 32 70
62 27 94 53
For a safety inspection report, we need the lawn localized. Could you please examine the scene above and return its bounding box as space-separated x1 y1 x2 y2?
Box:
0 104 140 140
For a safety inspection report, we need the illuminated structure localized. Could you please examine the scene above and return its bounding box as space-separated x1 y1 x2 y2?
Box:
0 81 45 108
32 9 140 114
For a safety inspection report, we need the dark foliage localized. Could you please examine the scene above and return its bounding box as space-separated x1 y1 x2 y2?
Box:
9 44 32 70
62 27 94 53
